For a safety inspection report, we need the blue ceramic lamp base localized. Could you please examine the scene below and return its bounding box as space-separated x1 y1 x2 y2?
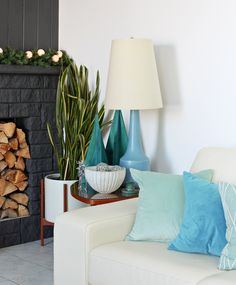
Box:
119 110 150 186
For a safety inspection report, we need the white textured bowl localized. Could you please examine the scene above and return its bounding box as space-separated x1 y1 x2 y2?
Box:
85 166 126 194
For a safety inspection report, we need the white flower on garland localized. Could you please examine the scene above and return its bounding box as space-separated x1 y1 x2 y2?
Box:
25 51 33 59
37 49 45 56
0 48 3 54
57 50 63 58
52 54 60 63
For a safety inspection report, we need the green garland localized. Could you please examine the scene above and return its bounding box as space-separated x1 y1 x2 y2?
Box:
0 47 72 67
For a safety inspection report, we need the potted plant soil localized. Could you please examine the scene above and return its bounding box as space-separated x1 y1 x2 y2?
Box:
45 62 107 222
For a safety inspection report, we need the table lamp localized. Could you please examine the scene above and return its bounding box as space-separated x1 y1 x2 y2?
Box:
105 38 163 184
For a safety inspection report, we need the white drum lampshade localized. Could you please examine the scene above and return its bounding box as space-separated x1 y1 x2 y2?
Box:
105 38 163 110
105 38 163 185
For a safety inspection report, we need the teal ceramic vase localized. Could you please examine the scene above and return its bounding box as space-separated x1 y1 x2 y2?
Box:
106 110 128 165
85 114 108 166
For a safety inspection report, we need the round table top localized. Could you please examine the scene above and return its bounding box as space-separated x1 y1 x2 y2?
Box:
70 182 139 206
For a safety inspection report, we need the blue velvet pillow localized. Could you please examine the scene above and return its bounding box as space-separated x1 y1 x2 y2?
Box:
168 172 227 256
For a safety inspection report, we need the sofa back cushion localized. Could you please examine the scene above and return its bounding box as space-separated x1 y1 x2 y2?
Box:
191 147 236 184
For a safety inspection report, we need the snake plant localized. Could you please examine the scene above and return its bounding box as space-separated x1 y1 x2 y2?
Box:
47 62 109 180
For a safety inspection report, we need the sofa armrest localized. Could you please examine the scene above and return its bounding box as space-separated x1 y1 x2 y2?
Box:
54 198 138 285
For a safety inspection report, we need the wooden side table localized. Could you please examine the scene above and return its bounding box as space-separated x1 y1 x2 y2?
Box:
70 182 139 206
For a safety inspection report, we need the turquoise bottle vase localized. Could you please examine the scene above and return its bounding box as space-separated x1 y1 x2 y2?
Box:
120 110 150 184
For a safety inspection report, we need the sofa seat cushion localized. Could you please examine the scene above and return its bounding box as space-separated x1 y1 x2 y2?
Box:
89 241 221 285
197 270 236 284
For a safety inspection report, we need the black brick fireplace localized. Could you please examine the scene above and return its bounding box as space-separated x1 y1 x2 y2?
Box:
0 65 59 247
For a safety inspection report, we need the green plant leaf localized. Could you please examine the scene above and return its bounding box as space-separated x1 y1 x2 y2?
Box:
47 62 111 180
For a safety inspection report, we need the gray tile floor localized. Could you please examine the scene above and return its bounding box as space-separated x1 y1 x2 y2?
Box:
0 238 53 285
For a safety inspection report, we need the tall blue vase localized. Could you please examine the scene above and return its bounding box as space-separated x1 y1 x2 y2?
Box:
120 110 150 184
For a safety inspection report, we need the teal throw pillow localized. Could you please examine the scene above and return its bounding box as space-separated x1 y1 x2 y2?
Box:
126 169 213 242
168 172 227 256
218 182 236 270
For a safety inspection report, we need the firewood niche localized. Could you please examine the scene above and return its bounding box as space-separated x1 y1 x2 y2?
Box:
0 122 30 219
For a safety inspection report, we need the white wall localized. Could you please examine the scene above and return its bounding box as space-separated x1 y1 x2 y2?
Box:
59 0 236 174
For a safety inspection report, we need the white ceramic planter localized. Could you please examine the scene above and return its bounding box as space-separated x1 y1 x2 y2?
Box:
44 174 81 223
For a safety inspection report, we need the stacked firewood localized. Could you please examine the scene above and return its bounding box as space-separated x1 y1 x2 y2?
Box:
0 122 30 219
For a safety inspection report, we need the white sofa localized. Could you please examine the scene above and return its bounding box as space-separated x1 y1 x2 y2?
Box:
54 148 236 285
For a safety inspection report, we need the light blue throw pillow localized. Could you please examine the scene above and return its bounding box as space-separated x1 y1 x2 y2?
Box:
168 172 227 256
218 182 236 270
126 169 213 242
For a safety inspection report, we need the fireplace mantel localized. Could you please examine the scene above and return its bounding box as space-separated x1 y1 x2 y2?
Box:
0 64 61 75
